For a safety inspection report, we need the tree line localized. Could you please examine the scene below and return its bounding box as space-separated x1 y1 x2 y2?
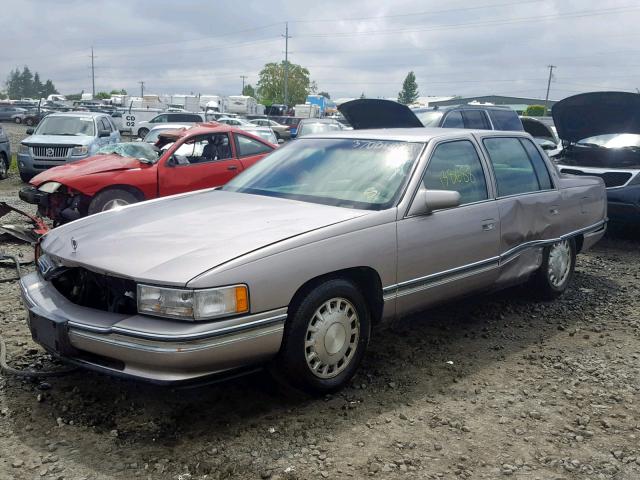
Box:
5 66 58 100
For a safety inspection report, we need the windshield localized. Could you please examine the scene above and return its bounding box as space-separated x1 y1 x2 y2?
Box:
413 110 443 127
35 116 96 136
97 142 159 162
245 129 277 144
577 133 640 149
298 122 342 137
223 138 423 210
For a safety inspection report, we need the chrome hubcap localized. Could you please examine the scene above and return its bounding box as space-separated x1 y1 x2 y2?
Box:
305 297 360 379
102 198 129 211
548 240 571 287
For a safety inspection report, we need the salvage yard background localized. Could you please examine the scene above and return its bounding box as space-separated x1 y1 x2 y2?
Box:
0 121 639 479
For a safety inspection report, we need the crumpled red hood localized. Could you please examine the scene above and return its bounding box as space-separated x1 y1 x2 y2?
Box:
30 154 144 187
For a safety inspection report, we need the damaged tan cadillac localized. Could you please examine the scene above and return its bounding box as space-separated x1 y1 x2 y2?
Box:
20 127 607 393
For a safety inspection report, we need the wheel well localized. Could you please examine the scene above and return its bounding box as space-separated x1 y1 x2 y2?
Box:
574 234 584 254
289 267 384 325
94 184 145 202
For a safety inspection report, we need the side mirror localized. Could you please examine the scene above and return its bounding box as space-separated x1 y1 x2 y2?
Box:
166 155 176 167
98 129 110 137
408 188 461 216
26 128 34 135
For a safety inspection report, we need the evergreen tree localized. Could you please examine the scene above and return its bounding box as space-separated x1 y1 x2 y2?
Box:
397 71 419 105
20 67 34 97
33 72 43 98
42 79 58 97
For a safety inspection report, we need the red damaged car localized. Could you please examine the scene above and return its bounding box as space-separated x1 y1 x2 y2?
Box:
19 123 276 224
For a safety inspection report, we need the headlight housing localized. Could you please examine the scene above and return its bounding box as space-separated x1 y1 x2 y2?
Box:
137 284 249 321
19 144 30 154
38 181 62 193
71 145 89 156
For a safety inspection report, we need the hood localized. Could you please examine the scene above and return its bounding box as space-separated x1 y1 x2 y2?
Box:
23 135 95 146
338 99 423 129
552 91 640 142
31 154 146 187
42 190 368 285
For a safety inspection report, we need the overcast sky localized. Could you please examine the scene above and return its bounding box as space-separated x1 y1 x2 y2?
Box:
2 0 639 101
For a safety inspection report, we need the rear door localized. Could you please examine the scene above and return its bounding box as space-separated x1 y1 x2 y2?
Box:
233 133 275 169
157 132 242 196
395 138 501 316
479 135 561 283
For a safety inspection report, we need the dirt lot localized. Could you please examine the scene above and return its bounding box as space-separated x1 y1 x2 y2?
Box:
0 137 639 479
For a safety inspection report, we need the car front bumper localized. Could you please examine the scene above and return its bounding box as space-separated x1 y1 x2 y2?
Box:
20 271 286 384
19 185 48 206
607 184 640 224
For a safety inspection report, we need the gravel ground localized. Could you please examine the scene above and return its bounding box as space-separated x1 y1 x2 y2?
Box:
0 147 639 479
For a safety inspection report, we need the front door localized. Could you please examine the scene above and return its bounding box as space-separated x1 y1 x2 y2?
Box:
395 139 501 316
158 132 242 196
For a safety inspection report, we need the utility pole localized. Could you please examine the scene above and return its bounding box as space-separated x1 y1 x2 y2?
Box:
90 47 96 98
282 22 291 107
240 75 248 95
544 65 555 116
139 81 145 97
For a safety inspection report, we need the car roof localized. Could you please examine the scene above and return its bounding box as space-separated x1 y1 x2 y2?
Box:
46 111 108 118
148 123 193 131
298 127 530 142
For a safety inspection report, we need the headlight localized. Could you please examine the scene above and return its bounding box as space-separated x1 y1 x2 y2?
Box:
71 146 89 156
38 181 62 193
19 144 30 154
137 284 249 321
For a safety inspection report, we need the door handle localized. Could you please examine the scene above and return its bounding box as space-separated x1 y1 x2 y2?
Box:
482 222 495 231
227 165 238 171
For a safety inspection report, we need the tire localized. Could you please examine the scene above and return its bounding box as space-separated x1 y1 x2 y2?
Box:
0 154 8 180
25 118 34 126
14 117 22 124
531 238 576 300
88 188 139 215
19 171 33 183
137 127 149 138
274 278 371 394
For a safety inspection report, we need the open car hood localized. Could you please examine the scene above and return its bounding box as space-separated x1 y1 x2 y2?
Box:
552 91 640 142
30 154 146 187
338 99 423 130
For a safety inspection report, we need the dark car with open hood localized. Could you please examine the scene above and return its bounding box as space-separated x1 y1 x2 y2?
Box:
553 91 640 224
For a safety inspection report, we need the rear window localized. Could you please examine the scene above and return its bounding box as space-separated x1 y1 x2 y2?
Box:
463 110 491 129
488 110 524 131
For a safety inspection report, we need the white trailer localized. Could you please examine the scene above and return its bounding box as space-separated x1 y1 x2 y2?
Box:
201 95 229 113
228 95 258 115
294 103 320 118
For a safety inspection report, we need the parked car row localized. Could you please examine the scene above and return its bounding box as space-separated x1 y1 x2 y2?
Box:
8 90 640 395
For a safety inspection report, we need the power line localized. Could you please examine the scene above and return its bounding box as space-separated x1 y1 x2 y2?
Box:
297 5 640 38
289 0 545 24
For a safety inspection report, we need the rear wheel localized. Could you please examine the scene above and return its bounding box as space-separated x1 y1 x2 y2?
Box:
274 278 371 394
531 238 576 299
137 127 149 138
25 117 35 126
88 188 139 214
14 117 22 124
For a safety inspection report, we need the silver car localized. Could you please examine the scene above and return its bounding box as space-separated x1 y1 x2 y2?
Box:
20 128 607 393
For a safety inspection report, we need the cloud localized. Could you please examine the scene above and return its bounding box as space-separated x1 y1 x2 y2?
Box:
1 0 639 100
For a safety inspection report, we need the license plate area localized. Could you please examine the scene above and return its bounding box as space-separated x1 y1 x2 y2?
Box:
29 314 74 355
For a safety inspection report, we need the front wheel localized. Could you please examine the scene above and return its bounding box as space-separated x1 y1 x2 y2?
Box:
137 127 149 138
14 117 22 124
531 238 576 300
88 188 139 214
274 278 371 394
0 154 8 179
